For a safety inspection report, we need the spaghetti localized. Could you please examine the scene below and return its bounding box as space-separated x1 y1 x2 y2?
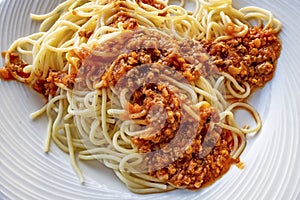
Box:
0 0 281 194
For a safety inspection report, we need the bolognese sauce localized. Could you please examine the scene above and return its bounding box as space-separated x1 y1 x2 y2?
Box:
57 29 243 189
203 26 281 87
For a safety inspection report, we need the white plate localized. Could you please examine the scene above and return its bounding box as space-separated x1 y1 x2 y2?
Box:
1 0 300 199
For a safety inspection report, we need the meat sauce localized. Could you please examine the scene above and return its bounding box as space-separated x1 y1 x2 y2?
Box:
203 25 281 87
85 31 236 189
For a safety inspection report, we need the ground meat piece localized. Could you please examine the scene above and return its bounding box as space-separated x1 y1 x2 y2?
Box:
109 11 138 30
105 0 140 30
0 52 30 81
0 67 13 80
47 71 76 89
31 71 76 97
137 0 166 10
32 78 58 97
78 30 93 38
